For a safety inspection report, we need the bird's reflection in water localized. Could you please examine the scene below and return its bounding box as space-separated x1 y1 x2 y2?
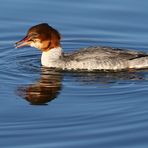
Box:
17 68 148 105
17 68 62 105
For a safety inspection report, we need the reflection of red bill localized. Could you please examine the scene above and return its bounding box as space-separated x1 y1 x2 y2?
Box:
15 36 30 48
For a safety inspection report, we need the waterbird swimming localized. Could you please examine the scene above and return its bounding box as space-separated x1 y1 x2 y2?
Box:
15 23 148 71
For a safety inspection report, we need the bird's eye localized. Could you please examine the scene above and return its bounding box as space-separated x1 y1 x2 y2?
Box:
28 33 39 42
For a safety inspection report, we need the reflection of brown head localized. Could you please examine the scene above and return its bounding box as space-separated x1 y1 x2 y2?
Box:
17 70 62 105
15 23 61 51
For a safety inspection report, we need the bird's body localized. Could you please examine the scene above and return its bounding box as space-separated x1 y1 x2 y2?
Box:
15 23 148 71
40 46 148 71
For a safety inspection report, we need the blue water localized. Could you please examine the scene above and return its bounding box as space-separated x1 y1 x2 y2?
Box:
1 0 148 147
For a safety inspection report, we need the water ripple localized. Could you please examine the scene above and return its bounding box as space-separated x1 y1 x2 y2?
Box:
1 0 148 147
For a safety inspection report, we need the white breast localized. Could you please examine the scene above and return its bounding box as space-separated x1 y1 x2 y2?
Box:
41 47 63 67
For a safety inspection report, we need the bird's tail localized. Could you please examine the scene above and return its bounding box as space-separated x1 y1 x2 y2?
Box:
129 57 148 69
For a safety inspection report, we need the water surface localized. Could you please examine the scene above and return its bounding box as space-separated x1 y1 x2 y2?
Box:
1 0 148 147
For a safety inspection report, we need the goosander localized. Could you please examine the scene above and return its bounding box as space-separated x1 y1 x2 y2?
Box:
15 23 148 71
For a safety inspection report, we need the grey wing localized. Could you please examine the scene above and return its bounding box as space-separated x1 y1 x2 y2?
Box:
65 46 148 61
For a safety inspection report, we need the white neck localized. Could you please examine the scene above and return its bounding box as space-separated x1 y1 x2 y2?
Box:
41 47 63 67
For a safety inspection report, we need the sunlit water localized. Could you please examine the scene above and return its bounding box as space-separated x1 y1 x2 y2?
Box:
1 0 148 147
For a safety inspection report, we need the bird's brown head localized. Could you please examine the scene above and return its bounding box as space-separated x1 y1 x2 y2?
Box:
15 23 61 52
